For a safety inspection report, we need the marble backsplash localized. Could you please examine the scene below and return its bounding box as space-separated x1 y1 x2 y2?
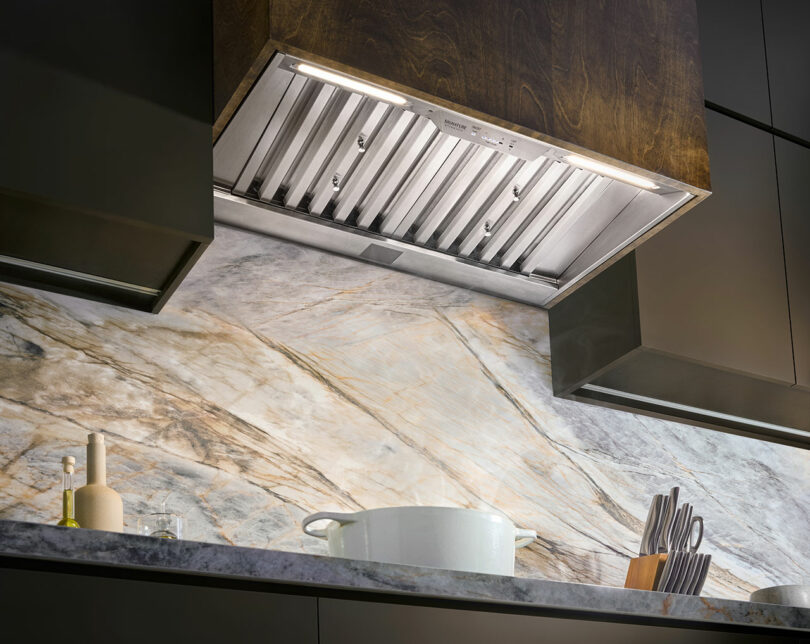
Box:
1 224 808 599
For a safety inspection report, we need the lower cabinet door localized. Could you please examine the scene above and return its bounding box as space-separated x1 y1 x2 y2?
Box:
318 598 803 644
0 567 317 644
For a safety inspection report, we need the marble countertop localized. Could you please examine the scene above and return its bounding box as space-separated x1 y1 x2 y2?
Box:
0 520 807 633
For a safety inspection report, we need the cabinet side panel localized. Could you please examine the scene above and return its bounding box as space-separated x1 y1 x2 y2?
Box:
636 110 794 384
549 253 641 396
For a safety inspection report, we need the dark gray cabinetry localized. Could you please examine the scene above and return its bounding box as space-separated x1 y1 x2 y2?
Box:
548 0 810 447
0 2 213 312
776 138 810 389
548 109 810 448
634 111 793 383
696 0 771 123
0 567 317 644
318 598 803 644
762 0 810 141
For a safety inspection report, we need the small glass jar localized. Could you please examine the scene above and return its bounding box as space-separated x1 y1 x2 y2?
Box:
137 512 183 539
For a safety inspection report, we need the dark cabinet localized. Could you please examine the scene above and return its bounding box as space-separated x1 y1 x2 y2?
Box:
318 598 800 644
762 0 810 141
548 110 810 448
634 110 793 383
548 1 810 448
0 1 214 312
696 0 771 124
776 138 810 389
0 567 318 644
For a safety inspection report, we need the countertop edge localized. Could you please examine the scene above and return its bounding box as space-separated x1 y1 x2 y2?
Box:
0 520 807 633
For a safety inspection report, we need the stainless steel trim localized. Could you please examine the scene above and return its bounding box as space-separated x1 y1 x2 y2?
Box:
214 189 558 307
0 254 161 295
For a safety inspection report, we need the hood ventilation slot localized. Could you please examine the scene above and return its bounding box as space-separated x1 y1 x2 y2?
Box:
214 54 696 307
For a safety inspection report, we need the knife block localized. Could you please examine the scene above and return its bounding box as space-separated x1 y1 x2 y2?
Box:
624 553 668 591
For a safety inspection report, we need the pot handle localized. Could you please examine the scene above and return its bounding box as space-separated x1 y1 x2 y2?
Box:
302 511 358 539
515 528 537 548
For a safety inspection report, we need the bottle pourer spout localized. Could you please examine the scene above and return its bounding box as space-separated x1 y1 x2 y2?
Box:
61 455 75 474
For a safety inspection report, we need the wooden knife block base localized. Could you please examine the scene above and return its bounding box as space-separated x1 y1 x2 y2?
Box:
624 553 668 591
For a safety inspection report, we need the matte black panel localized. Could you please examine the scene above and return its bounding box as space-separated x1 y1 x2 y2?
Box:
696 0 771 124
0 189 193 290
775 137 810 389
762 0 810 141
319 598 805 644
0 49 213 240
549 252 641 396
0 1 212 123
0 567 318 644
0 1 214 312
635 110 793 383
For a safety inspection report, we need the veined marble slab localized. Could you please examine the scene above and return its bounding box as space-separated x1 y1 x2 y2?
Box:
0 224 808 601
0 521 807 633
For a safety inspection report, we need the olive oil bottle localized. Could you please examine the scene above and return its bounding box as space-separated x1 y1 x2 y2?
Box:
57 456 79 528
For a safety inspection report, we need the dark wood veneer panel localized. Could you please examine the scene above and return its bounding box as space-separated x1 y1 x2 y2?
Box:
214 0 708 189
548 0 709 191
214 0 271 120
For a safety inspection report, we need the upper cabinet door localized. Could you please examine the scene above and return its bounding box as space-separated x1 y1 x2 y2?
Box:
762 0 810 141
635 110 794 384
696 0 772 124
775 137 810 389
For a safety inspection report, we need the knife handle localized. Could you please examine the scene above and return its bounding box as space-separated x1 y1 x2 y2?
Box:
688 515 704 553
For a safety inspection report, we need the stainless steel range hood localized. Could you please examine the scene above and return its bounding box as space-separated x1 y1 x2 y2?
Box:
214 53 697 307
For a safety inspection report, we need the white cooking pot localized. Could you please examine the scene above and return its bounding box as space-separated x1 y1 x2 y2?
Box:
302 506 536 576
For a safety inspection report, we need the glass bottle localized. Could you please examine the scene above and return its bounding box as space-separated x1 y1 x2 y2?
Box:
57 456 80 528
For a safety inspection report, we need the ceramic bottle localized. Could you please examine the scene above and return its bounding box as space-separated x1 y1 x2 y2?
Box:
75 433 123 532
